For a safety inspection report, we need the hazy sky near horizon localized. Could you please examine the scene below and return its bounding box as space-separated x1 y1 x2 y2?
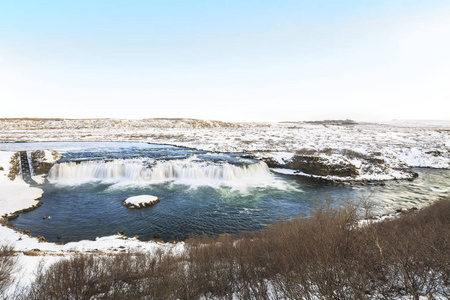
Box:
1 1 449 122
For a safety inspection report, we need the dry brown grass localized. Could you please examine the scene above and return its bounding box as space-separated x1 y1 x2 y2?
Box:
18 198 450 299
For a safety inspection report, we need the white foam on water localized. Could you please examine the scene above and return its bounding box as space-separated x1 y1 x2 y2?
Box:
430 187 449 193
48 157 290 191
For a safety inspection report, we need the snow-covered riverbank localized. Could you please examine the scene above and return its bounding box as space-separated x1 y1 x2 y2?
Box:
0 150 184 294
0 118 449 295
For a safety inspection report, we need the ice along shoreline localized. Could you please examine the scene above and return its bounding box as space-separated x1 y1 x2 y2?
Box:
0 118 449 252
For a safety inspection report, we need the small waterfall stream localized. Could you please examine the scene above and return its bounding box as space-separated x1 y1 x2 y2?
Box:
48 158 274 188
3 142 449 242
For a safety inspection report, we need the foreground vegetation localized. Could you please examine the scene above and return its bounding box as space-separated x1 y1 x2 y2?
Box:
1 199 449 299
0 245 16 297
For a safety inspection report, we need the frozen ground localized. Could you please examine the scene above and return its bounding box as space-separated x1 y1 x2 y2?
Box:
0 118 449 295
1 118 448 181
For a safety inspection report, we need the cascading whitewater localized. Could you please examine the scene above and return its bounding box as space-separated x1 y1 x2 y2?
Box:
48 158 275 188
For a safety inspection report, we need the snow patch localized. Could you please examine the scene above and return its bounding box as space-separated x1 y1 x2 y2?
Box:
123 195 160 208
125 195 159 206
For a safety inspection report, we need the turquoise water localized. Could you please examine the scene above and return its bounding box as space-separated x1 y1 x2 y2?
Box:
3 142 448 242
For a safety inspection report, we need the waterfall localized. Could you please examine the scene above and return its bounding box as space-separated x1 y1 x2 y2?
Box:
48 158 275 188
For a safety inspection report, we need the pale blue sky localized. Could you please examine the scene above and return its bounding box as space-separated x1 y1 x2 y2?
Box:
1 1 449 121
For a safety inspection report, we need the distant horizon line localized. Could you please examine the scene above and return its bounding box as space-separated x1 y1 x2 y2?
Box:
1 117 449 124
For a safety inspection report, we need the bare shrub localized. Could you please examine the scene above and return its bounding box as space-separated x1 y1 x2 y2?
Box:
340 148 369 160
25 254 107 299
372 199 450 299
295 148 317 155
320 147 335 155
183 199 450 299
7 153 20 180
0 244 17 297
23 199 450 299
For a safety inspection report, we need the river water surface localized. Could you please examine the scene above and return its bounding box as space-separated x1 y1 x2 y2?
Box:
2 142 449 242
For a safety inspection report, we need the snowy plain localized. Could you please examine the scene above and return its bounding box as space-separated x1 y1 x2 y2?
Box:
1 118 448 181
0 118 449 295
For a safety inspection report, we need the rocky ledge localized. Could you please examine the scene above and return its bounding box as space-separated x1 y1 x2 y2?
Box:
263 154 359 177
260 151 419 181
122 195 160 209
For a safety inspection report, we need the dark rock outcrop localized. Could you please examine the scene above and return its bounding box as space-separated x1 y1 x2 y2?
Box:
263 154 359 178
31 150 61 175
288 155 359 177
